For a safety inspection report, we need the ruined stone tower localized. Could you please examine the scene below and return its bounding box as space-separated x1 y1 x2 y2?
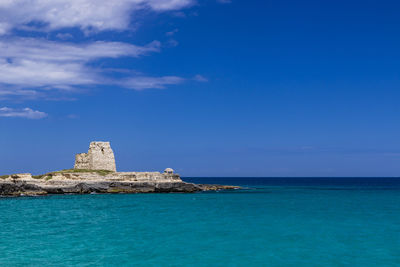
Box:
74 142 117 172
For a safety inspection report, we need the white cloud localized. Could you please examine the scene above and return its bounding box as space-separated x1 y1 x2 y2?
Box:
0 22 10 35
0 59 94 88
0 38 162 92
67 114 79 119
56 33 73 40
166 29 179 36
0 0 195 35
0 107 47 119
166 39 179 47
193 74 208 82
121 76 185 90
0 0 203 101
0 38 161 62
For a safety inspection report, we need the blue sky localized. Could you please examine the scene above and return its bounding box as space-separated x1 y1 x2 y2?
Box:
0 0 400 177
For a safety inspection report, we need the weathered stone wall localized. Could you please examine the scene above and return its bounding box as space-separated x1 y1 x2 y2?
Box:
88 142 116 171
74 142 117 172
74 153 90 169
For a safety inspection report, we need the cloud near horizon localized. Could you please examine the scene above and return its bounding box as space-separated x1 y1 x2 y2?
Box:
0 107 47 119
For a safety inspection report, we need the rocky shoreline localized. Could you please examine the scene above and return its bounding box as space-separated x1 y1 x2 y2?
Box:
0 171 240 197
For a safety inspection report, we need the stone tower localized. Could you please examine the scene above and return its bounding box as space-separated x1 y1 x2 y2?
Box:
74 142 117 172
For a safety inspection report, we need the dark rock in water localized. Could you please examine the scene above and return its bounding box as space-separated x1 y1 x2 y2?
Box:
197 184 241 191
0 181 47 196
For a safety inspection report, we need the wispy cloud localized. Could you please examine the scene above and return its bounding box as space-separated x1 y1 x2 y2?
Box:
121 76 185 90
193 74 208 82
0 107 47 119
0 0 206 105
0 38 161 62
0 38 164 95
0 0 195 35
55 33 73 40
166 29 179 36
166 39 179 47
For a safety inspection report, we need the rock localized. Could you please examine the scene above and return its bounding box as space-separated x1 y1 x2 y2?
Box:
10 173 32 179
0 172 240 196
0 141 240 197
197 184 241 191
0 181 47 196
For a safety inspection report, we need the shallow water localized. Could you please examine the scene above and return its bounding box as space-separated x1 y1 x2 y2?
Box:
1 178 400 266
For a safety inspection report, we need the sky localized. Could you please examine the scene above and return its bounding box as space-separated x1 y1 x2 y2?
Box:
0 0 400 177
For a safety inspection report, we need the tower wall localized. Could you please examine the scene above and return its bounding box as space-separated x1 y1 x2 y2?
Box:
88 142 116 171
74 142 117 172
74 153 90 169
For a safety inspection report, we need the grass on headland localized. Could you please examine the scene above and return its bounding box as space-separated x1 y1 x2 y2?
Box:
32 175 52 180
0 174 51 180
1 169 114 180
52 169 114 176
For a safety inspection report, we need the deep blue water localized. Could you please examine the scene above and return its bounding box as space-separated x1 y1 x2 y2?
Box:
1 178 400 266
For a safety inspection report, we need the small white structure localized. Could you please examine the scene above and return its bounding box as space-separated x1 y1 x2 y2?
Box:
164 168 174 174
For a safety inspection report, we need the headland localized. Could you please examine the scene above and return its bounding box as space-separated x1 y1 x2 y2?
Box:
0 142 238 197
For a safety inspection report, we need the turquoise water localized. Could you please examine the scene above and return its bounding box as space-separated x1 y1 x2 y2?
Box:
1 178 400 266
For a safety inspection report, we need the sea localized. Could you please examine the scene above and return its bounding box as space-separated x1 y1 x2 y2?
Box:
0 177 399 266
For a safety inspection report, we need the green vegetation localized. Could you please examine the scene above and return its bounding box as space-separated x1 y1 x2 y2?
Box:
52 169 114 176
31 174 52 180
2 169 114 180
107 188 133 193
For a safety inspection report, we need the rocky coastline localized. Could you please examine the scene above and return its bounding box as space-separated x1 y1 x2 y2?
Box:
0 142 239 197
0 170 239 197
